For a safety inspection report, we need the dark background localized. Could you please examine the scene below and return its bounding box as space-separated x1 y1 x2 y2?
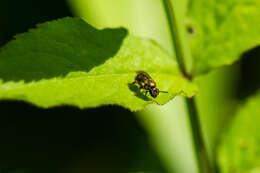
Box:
0 0 164 172
0 0 259 173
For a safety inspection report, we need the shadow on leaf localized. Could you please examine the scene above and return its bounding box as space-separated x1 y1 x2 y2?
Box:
0 18 128 82
128 84 151 101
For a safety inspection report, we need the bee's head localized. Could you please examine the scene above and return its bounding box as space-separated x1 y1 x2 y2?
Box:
149 87 168 98
149 87 159 98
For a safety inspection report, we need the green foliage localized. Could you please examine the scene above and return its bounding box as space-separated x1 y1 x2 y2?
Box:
188 0 260 75
0 18 197 111
218 91 260 173
0 17 127 82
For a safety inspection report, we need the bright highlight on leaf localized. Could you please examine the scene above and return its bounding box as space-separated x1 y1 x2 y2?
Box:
188 0 260 75
0 18 197 111
218 91 260 173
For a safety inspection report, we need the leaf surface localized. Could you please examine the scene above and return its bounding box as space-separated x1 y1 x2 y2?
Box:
188 0 260 75
218 91 260 173
0 18 197 111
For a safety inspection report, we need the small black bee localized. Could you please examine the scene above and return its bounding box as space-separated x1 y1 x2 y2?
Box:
131 71 168 98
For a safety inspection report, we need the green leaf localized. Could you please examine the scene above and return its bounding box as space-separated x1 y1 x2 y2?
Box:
188 0 260 75
0 17 197 111
217 91 260 173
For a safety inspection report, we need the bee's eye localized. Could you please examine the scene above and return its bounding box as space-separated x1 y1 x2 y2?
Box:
150 88 159 98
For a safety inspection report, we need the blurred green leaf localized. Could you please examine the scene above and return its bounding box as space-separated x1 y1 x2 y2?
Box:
188 0 260 75
218 91 260 173
0 17 197 111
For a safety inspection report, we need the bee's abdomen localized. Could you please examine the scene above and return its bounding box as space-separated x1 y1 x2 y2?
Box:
136 73 149 82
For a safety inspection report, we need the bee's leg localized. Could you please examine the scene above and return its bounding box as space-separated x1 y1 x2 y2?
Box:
136 81 143 91
131 80 137 85
145 90 148 96
138 85 143 92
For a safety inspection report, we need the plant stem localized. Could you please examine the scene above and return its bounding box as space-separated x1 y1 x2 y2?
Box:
162 0 212 172
161 0 190 79
186 98 212 173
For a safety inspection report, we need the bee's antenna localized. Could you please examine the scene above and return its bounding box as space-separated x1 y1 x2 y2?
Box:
160 91 168 93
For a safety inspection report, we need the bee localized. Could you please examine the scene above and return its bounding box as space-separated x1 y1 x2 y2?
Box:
131 71 168 98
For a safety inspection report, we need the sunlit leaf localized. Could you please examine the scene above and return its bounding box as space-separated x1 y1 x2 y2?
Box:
188 0 260 75
0 18 197 111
